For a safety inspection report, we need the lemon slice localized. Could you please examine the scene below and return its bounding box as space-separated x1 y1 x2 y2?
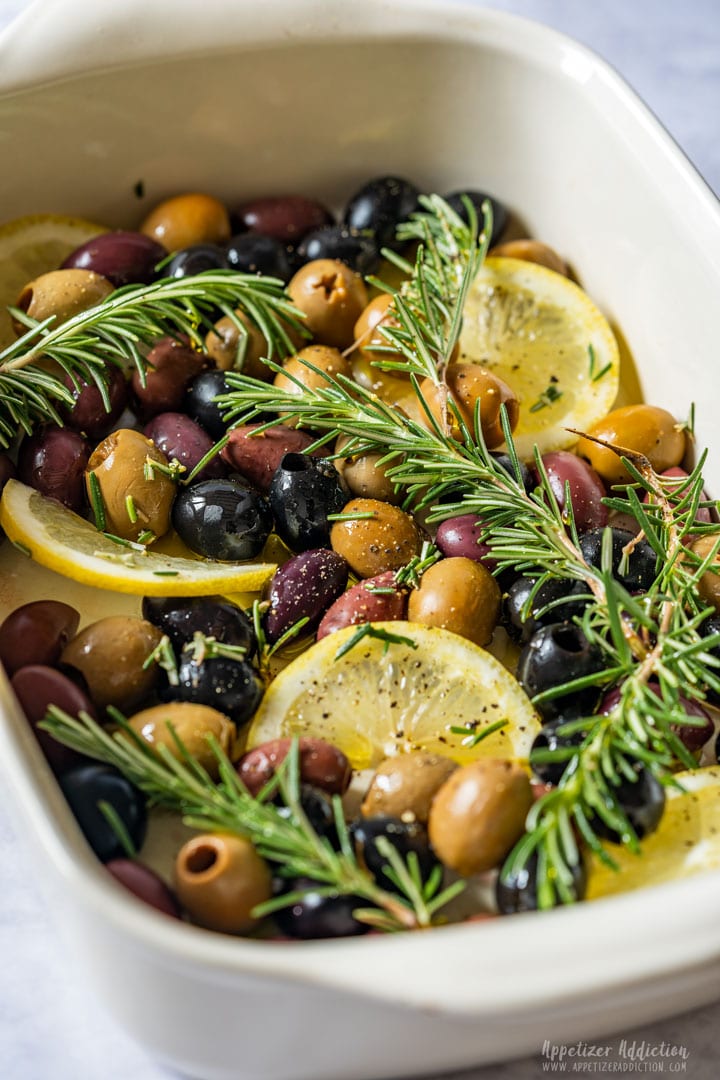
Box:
0 480 277 596
459 257 620 458
0 214 109 349
247 621 541 769
587 767 720 899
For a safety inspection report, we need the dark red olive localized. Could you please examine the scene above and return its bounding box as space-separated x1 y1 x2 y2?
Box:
537 452 608 533
17 425 91 511
10 665 94 774
263 549 349 643
600 683 713 754
220 425 318 493
234 195 333 244
0 600 80 676
237 737 351 797
131 336 206 420
61 364 128 439
435 514 497 566
106 859 182 918
316 571 407 640
61 230 167 286
144 412 226 482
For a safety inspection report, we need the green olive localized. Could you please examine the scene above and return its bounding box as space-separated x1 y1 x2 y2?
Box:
205 310 269 377
330 497 421 577
428 758 533 876
174 833 271 933
361 752 457 823
60 615 163 712
419 364 519 448
333 434 400 503
126 701 237 777
140 192 231 251
287 259 367 349
14 269 114 334
407 557 501 646
576 404 686 485
689 535 720 612
86 428 176 542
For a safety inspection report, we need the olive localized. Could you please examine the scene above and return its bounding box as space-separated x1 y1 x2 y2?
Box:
17 425 91 512
234 195 333 244
579 527 657 592
490 239 569 276
591 765 666 842
59 763 147 863
85 428 176 542
295 226 378 275
516 622 607 722
407 556 501 646
529 719 586 786
0 599 80 676
144 412 226 483
204 310 272 377
496 851 587 914
173 478 273 561
10 665 95 775
273 876 369 939
360 751 457 823
263 549 349 643
343 175 421 246
490 451 535 494
140 192 231 252
61 230 166 286
106 859 181 919
350 353 413 408
275 784 339 848
237 737 351 798
168 652 263 728
14 269 114 333
61 615 163 712
165 243 228 278
333 434 400 503
269 454 347 551
434 514 498 572
141 595 256 658
648 467 713 526
419 364 519 448
576 404 686 485
183 369 233 439
599 682 713 755
538 451 608 532
127 701 237 777
130 336 206 420
274 346 352 424
174 833 271 934
502 576 590 644
225 233 291 281
353 293 403 363
700 615 720 704
331 497 421 578
428 758 533 876
61 364 129 440
316 570 408 640
220 424 317 493
287 259 368 350
688 535 720 613
350 815 439 891
444 189 507 246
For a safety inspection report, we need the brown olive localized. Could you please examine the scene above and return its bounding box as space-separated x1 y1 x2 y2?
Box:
489 240 569 277
126 701 237 777
333 434 400 503
576 404 686 485
350 353 412 407
274 345 351 396
130 336 206 420
428 758 533 875
330 498 422 577
60 616 163 712
419 364 519 448
688 535 720 612
287 259 367 349
174 833 271 933
361 752 457 823
140 192 231 252
14 269 114 334
86 428 176 541
353 293 402 360
407 557 501 646
205 310 269 377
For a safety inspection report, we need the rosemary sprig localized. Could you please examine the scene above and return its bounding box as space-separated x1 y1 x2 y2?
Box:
0 269 303 448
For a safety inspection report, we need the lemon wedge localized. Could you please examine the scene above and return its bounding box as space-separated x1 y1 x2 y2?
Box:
247 621 541 769
459 257 620 458
0 213 109 350
587 767 720 899
0 480 277 596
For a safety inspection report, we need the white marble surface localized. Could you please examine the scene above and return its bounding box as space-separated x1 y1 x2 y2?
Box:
1 1 719 1078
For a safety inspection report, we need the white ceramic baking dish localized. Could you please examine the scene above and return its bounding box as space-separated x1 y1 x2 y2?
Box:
2 2 720 1077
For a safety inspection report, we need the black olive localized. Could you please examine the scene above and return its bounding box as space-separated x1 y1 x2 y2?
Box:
59 763 147 863
590 765 666 843
166 244 228 277
141 595 257 659
172 478 273 561
183 369 233 440
343 175 421 246
167 652 263 726
579 527 657 592
295 225 378 275
502 577 590 644
349 815 439 893
269 454 347 551
273 876 370 939
529 719 587 786
516 622 607 722
496 852 587 914
225 233 291 281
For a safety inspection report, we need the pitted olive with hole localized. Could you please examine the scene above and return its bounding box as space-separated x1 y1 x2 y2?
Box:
14 268 114 334
361 752 457 823
330 498 422 578
333 435 400 503
407 556 501 646
287 259 367 349
174 833 272 934
576 404 686 485
489 239 569 276
428 758 533 876
273 346 352 424
126 702 237 777
140 192 231 252
419 364 519 448
61 615 163 712
85 428 176 542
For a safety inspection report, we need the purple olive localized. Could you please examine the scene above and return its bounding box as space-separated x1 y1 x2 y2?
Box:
17 426 90 511
61 230 167 286
645 467 714 526
144 412 226 482
106 859 181 918
537 452 608 533
237 737 351 798
0 600 80 676
316 571 407 640
234 195 333 244
435 514 494 563
600 683 713 754
10 664 94 774
61 364 128 439
220 424 318 493
131 336 206 420
264 549 349 643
